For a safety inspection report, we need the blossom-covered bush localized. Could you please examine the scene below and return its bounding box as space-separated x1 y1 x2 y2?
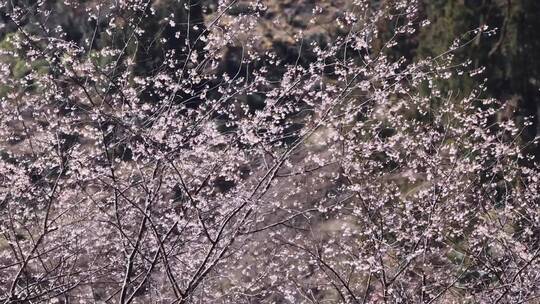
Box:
0 0 539 303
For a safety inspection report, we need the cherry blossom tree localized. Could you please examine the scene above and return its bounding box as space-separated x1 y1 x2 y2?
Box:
1 0 539 303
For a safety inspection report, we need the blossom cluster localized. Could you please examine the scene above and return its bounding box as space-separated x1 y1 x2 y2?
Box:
0 0 539 303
